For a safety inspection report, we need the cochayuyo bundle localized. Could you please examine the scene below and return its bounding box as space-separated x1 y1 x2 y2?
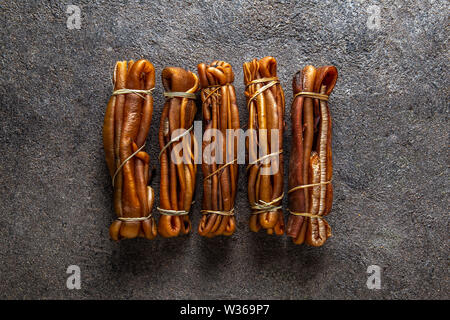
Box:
286 66 338 246
197 61 240 237
243 57 286 235
157 67 199 238
103 59 157 241
102 58 338 245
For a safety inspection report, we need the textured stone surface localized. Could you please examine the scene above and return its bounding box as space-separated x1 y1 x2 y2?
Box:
0 0 448 299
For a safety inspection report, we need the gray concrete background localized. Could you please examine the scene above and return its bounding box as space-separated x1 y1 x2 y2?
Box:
0 0 448 299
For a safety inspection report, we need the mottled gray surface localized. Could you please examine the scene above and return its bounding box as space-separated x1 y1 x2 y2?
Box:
0 0 448 300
